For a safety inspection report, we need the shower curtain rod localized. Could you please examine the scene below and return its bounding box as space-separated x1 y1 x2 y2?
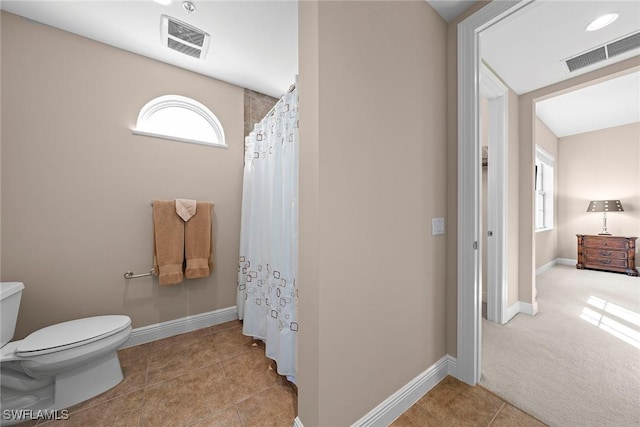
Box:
265 83 297 119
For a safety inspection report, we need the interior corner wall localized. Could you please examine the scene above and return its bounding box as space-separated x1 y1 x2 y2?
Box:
298 1 447 425
0 11 245 338
534 118 559 269
557 122 640 262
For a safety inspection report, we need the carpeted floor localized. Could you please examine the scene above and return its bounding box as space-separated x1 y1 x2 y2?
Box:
480 264 640 427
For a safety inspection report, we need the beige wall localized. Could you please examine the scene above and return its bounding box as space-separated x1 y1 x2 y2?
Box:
557 122 640 262
1 12 244 339
520 58 640 305
298 1 447 425
534 118 559 269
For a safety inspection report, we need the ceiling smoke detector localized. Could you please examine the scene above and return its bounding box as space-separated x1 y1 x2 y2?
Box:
161 15 210 59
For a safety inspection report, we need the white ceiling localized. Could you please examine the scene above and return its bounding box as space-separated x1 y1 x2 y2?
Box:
481 0 640 137
481 0 640 95
536 71 640 138
0 0 298 98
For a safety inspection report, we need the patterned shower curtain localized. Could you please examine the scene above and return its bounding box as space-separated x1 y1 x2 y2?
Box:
237 88 298 382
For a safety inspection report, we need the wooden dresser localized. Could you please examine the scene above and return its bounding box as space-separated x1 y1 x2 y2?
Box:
576 235 638 276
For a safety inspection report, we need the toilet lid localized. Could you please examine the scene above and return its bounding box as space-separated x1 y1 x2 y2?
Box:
16 315 131 356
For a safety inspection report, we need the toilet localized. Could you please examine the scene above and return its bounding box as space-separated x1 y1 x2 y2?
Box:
0 282 131 425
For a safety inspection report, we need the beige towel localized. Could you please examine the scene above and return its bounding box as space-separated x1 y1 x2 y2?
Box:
184 202 214 279
153 200 184 285
175 198 197 222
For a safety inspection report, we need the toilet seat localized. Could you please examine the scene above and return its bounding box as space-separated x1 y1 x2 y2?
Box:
16 315 131 357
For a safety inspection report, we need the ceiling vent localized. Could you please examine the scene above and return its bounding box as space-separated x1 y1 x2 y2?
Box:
564 31 640 73
161 15 210 59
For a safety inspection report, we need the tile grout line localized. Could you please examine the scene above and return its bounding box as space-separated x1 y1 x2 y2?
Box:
487 402 506 427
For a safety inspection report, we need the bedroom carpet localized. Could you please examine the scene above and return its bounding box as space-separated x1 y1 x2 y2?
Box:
480 265 640 427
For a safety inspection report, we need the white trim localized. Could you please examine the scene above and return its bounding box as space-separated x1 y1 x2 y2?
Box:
132 129 229 148
457 0 534 386
505 302 521 323
536 259 558 276
519 301 538 316
481 64 509 326
350 355 457 427
557 258 577 266
505 301 539 322
120 306 238 348
293 417 304 427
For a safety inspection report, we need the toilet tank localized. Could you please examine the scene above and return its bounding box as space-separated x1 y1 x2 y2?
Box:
1 282 24 347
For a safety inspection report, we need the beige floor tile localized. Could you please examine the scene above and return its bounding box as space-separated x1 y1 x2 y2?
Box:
146 334 222 385
39 390 144 427
236 383 297 427
209 320 242 334
390 402 439 427
491 404 547 427
188 407 243 427
222 347 279 403
210 325 257 360
140 362 234 427
151 328 213 349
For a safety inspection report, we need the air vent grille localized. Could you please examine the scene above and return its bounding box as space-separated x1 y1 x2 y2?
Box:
161 15 210 60
607 32 640 58
168 39 201 58
565 47 607 72
564 31 640 73
168 20 205 47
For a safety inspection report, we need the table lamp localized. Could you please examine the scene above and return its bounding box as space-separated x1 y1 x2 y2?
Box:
586 200 624 235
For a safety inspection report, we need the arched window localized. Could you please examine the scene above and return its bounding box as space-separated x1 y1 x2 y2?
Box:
132 95 226 148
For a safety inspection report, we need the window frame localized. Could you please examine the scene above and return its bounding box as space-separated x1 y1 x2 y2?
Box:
535 145 554 232
132 95 227 148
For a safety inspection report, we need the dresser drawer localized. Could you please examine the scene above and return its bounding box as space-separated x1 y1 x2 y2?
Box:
584 257 628 269
583 248 627 259
583 237 629 250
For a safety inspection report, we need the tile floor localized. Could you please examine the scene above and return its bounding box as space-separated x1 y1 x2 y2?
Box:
14 320 545 427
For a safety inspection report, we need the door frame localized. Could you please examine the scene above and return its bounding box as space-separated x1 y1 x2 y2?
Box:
456 0 535 385
480 64 508 325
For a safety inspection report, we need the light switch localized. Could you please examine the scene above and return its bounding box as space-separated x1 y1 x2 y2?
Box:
432 217 445 236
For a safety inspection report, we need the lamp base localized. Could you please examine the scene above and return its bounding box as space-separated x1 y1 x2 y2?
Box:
598 231 611 235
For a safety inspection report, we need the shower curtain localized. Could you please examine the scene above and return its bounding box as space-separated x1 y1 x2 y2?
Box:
237 88 298 382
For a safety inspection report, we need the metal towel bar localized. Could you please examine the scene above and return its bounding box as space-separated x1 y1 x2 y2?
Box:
123 269 154 279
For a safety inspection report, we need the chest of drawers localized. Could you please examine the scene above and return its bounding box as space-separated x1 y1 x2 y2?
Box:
576 235 638 276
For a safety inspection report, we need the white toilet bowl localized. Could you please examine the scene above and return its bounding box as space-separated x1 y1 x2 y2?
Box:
0 282 132 426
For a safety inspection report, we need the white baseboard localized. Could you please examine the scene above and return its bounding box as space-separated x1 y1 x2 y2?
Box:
121 306 238 348
505 301 539 321
536 258 577 276
348 355 457 427
505 302 520 322
535 259 557 276
292 417 304 427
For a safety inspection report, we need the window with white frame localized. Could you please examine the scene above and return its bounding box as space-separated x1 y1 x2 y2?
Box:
132 95 226 148
535 145 554 231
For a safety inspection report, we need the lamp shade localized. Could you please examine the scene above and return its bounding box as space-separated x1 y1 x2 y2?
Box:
586 200 624 212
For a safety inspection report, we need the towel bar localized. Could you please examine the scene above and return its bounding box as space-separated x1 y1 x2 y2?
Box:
123 269 154 279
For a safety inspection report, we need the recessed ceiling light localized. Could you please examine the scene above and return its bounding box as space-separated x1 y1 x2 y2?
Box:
154 0 172 5
586 13 619 32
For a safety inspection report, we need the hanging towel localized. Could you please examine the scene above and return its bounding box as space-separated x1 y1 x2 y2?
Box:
184 202 214 279
152 200 184 285
175 198 197 222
